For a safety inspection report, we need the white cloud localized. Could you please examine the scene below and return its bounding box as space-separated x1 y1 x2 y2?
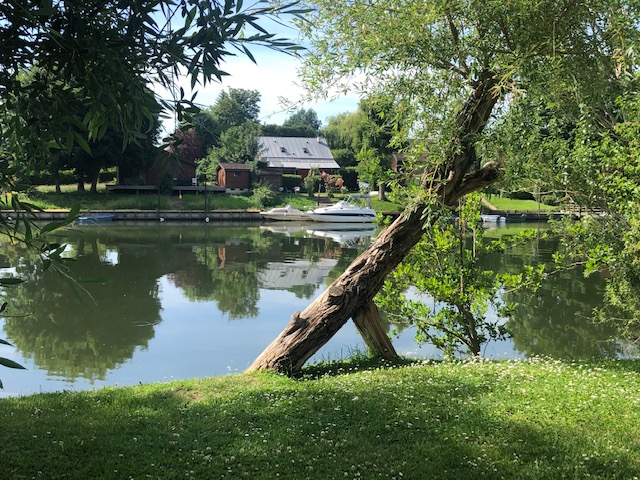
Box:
156 49 360 134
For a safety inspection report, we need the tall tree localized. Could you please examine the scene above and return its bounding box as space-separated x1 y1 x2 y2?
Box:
197 88 263 178
198 122 262 179
321 97 400 194
1 1 302 158
283 107 321 133
248 0 639 372
205 88 262 131
263 108 321 137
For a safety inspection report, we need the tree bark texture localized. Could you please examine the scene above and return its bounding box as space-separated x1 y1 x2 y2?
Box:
247 70 502 373
353 301 398 360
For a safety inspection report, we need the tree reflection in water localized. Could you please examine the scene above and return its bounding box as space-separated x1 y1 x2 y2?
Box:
0 223 627 387
0 224 361 381
482 228 621 359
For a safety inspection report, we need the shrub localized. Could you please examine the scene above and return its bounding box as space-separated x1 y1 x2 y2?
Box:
303 167 321 196
250 183 277 209
158 171 174 195
282 174 302 191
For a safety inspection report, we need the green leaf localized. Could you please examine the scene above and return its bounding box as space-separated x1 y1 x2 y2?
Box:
65 129 74 152
0 358 26 370
39 205 80 235
73 132 92 155
185 6 197 29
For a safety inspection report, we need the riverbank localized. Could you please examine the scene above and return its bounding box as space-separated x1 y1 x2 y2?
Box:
9 187 567 222
1 208 406 222
0 209 267 222
2 357 639 479
0 207 569 223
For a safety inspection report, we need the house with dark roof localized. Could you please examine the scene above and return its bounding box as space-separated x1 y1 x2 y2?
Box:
258 136 340 178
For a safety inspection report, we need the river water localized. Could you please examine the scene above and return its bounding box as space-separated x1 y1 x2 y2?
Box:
0 221 625 397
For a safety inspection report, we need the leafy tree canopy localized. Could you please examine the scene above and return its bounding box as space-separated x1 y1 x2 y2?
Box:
0 1 305 161
190 87 262 170
283 107 321 132
205 88 262 130
247 0 640 372
197 122 262 179
298 0 639 195
263 108 321 137
262 123 317 137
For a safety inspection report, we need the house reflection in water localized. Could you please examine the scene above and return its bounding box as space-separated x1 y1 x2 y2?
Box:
257 259 338 292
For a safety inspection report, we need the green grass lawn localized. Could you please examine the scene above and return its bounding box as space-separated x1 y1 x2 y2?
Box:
7 186 405 213
2 358 639 479
484 196 557 212
4 185 545 215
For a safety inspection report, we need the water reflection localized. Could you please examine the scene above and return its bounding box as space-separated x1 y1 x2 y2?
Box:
0 222 628 395
481 228 621 359
0 224 369 388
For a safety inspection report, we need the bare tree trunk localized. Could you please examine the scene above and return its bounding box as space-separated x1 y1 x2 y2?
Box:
53 171 61 194
76 172 85 192
247 70 501 373
353 301 397 359
89 167 100 193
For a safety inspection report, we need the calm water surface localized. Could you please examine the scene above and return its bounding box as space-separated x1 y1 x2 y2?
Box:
0 221 623 396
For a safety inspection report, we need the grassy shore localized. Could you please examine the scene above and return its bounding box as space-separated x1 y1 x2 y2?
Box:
2 357 639 479
14 185 558 214
484 196 557 212
18 185 406 213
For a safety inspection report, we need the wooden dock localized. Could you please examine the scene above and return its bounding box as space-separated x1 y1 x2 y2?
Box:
1 210 264 222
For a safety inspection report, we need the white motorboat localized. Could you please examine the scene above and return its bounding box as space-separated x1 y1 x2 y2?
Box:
260 205 310 221
480 214 506 223
306 196 377 223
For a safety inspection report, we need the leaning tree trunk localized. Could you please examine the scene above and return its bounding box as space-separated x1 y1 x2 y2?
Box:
248 70 502 373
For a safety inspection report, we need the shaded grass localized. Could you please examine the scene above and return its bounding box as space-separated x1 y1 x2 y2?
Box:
2 358 639 479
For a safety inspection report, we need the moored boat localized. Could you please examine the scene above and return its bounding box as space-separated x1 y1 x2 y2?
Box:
480 214 506 223
76 213 115 224
306 196 376 223
260 205 310 221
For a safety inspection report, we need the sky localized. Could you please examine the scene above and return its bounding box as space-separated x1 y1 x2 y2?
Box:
158 43 361 135
156 16 361 135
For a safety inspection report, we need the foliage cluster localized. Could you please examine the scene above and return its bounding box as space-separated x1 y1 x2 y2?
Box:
303 166 322 195
263 108 322 137
282 174 302 191
250 182 278 209
378 194 544 356
320 97 397 192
